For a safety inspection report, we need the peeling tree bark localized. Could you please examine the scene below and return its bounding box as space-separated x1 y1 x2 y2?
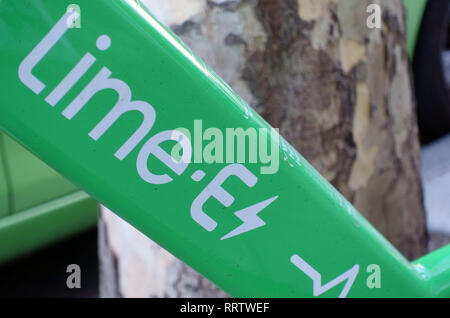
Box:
99 0 428 297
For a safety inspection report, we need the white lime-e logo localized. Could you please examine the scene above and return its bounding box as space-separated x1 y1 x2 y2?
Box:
17 10 278 240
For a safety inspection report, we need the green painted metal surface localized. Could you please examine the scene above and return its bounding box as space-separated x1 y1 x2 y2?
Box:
0 130 97 264
0 0 448 297
1 133 77 213
414 244 450 298
0 135 9 218
0 191 98 264
404 0 428 57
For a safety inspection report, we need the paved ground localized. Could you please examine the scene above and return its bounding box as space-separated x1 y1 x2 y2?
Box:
421 134 450 238
421 134 450 252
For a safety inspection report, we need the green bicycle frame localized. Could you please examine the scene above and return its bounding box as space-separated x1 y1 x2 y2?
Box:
0 0 449 297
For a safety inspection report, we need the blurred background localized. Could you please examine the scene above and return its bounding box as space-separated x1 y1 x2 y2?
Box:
0 0 449 297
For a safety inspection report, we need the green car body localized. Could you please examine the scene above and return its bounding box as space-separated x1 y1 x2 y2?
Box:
0 132 98 263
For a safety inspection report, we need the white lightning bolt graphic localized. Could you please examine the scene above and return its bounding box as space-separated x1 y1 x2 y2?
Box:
290 254 359 298
220 195 278 240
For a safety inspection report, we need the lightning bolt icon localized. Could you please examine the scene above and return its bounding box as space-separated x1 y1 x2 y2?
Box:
290 254 359 298
220 195 278 240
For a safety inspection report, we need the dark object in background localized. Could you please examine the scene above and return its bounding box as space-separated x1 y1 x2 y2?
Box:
0 229 98 298
414 0 450 141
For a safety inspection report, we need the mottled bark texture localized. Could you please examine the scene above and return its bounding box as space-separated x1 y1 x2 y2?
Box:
99 0 427 297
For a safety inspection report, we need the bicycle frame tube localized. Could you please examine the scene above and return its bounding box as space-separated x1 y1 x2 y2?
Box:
0 0 449 297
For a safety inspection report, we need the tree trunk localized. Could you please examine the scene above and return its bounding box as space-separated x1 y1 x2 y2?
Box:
99 0 427 297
